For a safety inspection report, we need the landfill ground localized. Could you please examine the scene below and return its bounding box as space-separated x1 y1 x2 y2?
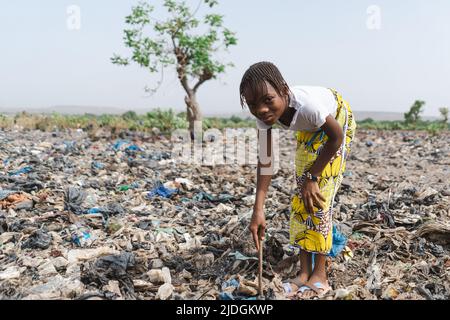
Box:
0 128 449 300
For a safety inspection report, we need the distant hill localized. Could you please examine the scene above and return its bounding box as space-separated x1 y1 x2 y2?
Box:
0 105 137 115
353 111 439 121
0 105 440 121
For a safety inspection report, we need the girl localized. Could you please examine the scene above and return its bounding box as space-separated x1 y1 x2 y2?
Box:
240 62 357 299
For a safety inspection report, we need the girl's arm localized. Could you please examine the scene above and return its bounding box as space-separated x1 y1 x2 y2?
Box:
303 115 345 214
250 128 273 251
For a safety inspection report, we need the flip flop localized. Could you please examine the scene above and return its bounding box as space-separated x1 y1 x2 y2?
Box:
296 282 331 300
282 278 306 297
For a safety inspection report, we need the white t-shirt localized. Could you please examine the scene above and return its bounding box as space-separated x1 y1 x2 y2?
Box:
256 86 338 132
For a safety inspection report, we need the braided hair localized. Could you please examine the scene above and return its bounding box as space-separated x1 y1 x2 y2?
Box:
239 61 291 109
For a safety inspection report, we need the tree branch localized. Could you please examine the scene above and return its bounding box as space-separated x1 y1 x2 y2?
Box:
172 0 203 37
193 78 207 93
172 36 192 95
193 69 213 93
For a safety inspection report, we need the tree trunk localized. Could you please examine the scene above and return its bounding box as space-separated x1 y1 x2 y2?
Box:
185 91 203 135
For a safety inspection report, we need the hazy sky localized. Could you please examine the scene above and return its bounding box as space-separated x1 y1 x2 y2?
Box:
1 0 449 116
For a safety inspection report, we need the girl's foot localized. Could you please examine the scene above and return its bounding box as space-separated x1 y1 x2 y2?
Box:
283 273 310 298
297 274 331 299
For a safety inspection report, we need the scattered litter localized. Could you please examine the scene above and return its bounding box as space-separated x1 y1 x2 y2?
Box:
70 224 95 247
219 278 257 300
80 252 136 299
147 182 178 199
21 230 52 250
0 129 448 300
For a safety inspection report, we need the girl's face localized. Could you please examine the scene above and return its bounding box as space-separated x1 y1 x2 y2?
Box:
244 81 289 126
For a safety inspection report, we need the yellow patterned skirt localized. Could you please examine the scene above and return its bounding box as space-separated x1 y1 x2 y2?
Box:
290 89 357 254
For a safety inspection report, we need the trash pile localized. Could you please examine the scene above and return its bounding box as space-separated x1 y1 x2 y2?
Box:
0 128 449 300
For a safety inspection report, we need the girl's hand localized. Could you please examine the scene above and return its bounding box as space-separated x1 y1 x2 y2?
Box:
301 180 326 214
249 209 266 251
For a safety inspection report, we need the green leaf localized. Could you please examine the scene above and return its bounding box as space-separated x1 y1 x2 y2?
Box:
205 14 223 27
111 54 130 66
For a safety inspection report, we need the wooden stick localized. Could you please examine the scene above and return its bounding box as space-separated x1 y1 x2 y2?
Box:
258 239 264 297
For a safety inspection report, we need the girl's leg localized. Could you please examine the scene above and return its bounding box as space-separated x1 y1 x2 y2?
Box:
286 250 311 295
301 253 330 298
299 249 312 282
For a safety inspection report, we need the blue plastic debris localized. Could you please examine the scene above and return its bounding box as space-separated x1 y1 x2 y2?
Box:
112 140 129 151
125 145 142 153
219 279 257 301
72 231 92 247
91 161 105 170
311 225 348 268
8 166 32 176
328 225 348 258
219 279 240 300
193 191 215 202
219 292 236 300
70 224 94 247
130 182 140 189
84 208 109 227
147 182 178 199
